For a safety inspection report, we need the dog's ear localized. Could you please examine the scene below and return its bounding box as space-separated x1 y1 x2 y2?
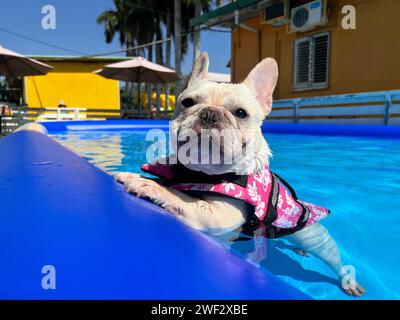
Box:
188 52 209 87
243 58 278 117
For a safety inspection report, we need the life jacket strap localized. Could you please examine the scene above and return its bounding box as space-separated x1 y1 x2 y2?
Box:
244 173 310 239
272 172 298 200
263 204 309 239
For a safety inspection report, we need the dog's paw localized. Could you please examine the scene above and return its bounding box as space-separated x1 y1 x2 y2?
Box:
123 176 163 201
117 174 185 217
341 279 366 297
114 172 140 184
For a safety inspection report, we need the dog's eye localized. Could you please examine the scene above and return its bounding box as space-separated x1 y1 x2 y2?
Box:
181 98 195 108
234 108 248 119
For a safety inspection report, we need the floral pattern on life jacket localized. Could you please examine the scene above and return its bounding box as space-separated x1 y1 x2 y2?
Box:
141 161 330 230
298 200 330 227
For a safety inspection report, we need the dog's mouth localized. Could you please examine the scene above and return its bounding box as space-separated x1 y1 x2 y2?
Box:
174 124 249 168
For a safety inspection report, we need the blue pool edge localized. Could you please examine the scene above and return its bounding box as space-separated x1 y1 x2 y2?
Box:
39 119 400 139
0 124 311 300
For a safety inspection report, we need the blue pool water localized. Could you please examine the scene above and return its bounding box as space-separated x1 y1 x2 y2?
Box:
50 130 400 300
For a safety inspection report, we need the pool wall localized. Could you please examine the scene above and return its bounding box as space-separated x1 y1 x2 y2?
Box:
41 119 400 138
0 125 310 299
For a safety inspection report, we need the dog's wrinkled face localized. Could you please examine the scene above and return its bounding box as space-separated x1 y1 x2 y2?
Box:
171 52 278 175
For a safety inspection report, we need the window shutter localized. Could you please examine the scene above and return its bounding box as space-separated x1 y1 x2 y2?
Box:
293 32 330 91
312 33 330 86
293 37 311 89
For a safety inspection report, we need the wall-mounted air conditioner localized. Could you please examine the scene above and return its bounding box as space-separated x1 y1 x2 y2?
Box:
289 0 327 33
260 0 290 27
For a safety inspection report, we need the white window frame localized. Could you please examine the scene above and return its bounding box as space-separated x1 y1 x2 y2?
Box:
292 32 330 91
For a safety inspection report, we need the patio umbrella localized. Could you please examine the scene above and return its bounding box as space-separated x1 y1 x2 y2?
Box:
0 46 54 77
94 56 179 83
94 57 179 115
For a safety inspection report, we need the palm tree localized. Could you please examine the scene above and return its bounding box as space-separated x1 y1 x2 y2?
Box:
174 0 183 96
97 0 216 116
97 0 137 112
163 2 173 116
154 14 164 114
172 0 206 96
98 0 159 115
151 0 199 113
192 0 225 60
193 0 202 60
97 0 135 52
97 0 135 113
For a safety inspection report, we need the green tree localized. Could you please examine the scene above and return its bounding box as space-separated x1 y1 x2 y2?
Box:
97 0 218 117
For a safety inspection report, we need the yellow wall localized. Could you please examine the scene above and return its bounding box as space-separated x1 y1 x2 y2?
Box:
232 0 400 99
25 61 120 109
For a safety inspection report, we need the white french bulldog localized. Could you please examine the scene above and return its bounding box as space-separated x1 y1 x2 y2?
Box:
116 53 365 297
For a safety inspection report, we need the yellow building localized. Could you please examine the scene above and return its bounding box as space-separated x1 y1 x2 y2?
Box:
191 0 400 100
24 56 129 110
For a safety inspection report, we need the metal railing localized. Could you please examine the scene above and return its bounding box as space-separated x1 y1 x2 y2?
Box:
0 106 174 136
37 107 87 121
269 90 400 125
0 106 122 135
2 90 399 136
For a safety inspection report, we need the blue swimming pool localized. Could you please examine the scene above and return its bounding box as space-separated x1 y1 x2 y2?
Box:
50 128 400 300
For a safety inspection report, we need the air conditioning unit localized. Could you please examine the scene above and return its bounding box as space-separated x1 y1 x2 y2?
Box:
289 0 327 33
260 0 290 27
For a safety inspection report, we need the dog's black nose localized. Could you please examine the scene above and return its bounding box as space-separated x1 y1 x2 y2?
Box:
199 109 221 126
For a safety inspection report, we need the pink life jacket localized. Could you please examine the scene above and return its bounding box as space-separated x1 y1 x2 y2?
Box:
141 159 330 238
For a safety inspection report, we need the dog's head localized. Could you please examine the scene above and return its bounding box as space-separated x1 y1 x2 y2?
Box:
170 52 278 175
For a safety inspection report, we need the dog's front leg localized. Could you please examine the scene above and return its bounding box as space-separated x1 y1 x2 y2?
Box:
286 223 365 297
115 172 195 217
115 173 246 234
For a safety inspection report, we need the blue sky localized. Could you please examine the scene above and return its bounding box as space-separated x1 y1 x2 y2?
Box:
0 0 231 74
